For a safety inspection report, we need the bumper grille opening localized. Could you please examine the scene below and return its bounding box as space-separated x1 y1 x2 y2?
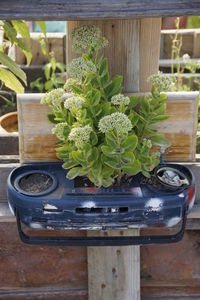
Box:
76 207 128 214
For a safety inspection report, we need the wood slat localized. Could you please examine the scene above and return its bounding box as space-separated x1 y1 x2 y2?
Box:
67 20 140 93
0 163 19 203
0 288 87 300
0 1 200 20
0 222 88 290
0 132 19 155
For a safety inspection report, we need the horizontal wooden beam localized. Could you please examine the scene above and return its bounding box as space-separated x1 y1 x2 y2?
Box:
0 0 200 20
0 287 88 299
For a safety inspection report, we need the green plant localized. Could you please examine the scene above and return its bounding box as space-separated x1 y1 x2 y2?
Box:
0 20 46 115
30 58 66 92
170 17 183 91
41 25 169 188
30 22 66 92
0 20 32 94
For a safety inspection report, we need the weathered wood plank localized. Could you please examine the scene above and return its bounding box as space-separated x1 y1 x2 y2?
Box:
193 30 200 58
139 18 161 92
0 132 19 155
141 230 200 297
17 91 199 163
87 229 140 300
0 289 87 300
0 163 19 203
0 1 200 20
160 58 200 68
0 155 19 163
67 20 139 93
0 222 88 290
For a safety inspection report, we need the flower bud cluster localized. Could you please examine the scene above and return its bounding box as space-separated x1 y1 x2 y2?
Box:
143 138 152 149
64 96 85 110
52 122 68 141
64 78 81 92
70 25 108 52
68 124 93 148
68 57 96 81
148 71 176 92
41 88 64 107
111 94 130 106
99 112 132 134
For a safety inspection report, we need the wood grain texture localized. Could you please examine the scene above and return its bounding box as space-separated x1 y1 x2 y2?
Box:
0 288 87 300
193 29 200 58
139 18 161 92
17 92 199 163
87 229 140 300
0 1 200 20
0 222 87 290
17 94 57 162
0 132 19 155
0 163 19 204
141 230 200 297
67 20 139 93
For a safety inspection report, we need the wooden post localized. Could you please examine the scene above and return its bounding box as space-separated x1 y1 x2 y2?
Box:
66 18 161 300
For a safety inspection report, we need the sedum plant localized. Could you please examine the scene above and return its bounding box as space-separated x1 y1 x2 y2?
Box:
41 25 169 188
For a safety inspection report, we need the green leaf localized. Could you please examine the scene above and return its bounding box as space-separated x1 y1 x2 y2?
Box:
90 131 98 145
72 150 85 164
30 77 44 92
121 152 135 164
150 115 168 123
129 113 139 127
150 134 170 147
101 145 116 157
121 135 138 151
47 113 57 124
88 147 99 162
3 21 17 44
44 63 51 80
0 51 26 84
36 21 47 36
62 160 77 169
83 143 92 159
56 62 66 73
141 97 150 114
102 155 121 169
122 159 141 176
66 167 82 179
142 170 151 178
102 166 114 178
104 75 123 98
99 58 108 77
105 132 117 148
102 177 113 188
129 96 140 108
0 68 24 93
11 20 30 40
50 57 57 72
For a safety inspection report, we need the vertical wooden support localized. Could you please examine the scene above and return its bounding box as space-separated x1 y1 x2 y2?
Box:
67 20 139 93
87 230 140 300
66 18 161 300
139 18 161 92
193 29 200 58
